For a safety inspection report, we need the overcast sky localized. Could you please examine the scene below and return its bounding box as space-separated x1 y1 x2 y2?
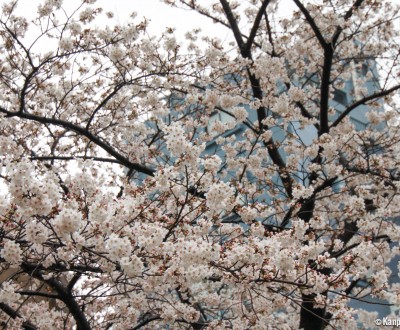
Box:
10 0 297 46
11 0 233 42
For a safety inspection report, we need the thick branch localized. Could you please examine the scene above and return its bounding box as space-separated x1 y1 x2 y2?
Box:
178 1 261 48
67 273 82 292
299 294 329 330
332 235 390 258
281 176 337 227
331 84 400 128
0 303 38 330
16 290 59 299
130 316 161 330
292 0 327 48
319 49 333 135
85 82 125 130
30 155 122 165
219 0 245 51
20 262 91 330
292 0 335 136
0 106 155 176
219 0 293 198
46 277 91 330
331 0 365 46
243 0 271 56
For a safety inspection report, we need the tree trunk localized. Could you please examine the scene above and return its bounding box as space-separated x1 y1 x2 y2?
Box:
299 293 327 330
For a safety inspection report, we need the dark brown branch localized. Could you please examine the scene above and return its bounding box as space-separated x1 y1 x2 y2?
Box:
263 135 293 198
292 0 327 48
0 106 155 176
177 1 262 49
243 0 271 56
219 0 245 51
299 293 329 330
292 0 339 135
280 176 337 228
16 290 59 299
331 0 365 46
264 12 277 56
67 273 82 292
296 101 317 123
344 279 360 295
130 316 161 330
85 82 125 130
0 303 38 330
30 155 122 165
332 235 390 258
331 84 400 128
328 289 393 306
20 262 91 330
46 277 91 330
219 0 294 198
319 49 333 135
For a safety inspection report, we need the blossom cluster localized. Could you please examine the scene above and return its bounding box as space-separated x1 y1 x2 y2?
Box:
0 0 399 329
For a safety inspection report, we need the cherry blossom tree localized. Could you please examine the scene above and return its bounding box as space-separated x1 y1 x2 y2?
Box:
0 0 400 329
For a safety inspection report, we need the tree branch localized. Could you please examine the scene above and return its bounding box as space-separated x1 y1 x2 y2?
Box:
16 290 59 299
219 0 294 198
130 316 161 330
30 155 122 165
85 82 125 130
331 0 365 46
0 303 38 330
331 84 400 128
19 261 98 330
177 1 262 49
292 0 327 48
243 0 271 56
219 0 246 52
0 106 155 176
319 49 333 135
46 277 91 330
